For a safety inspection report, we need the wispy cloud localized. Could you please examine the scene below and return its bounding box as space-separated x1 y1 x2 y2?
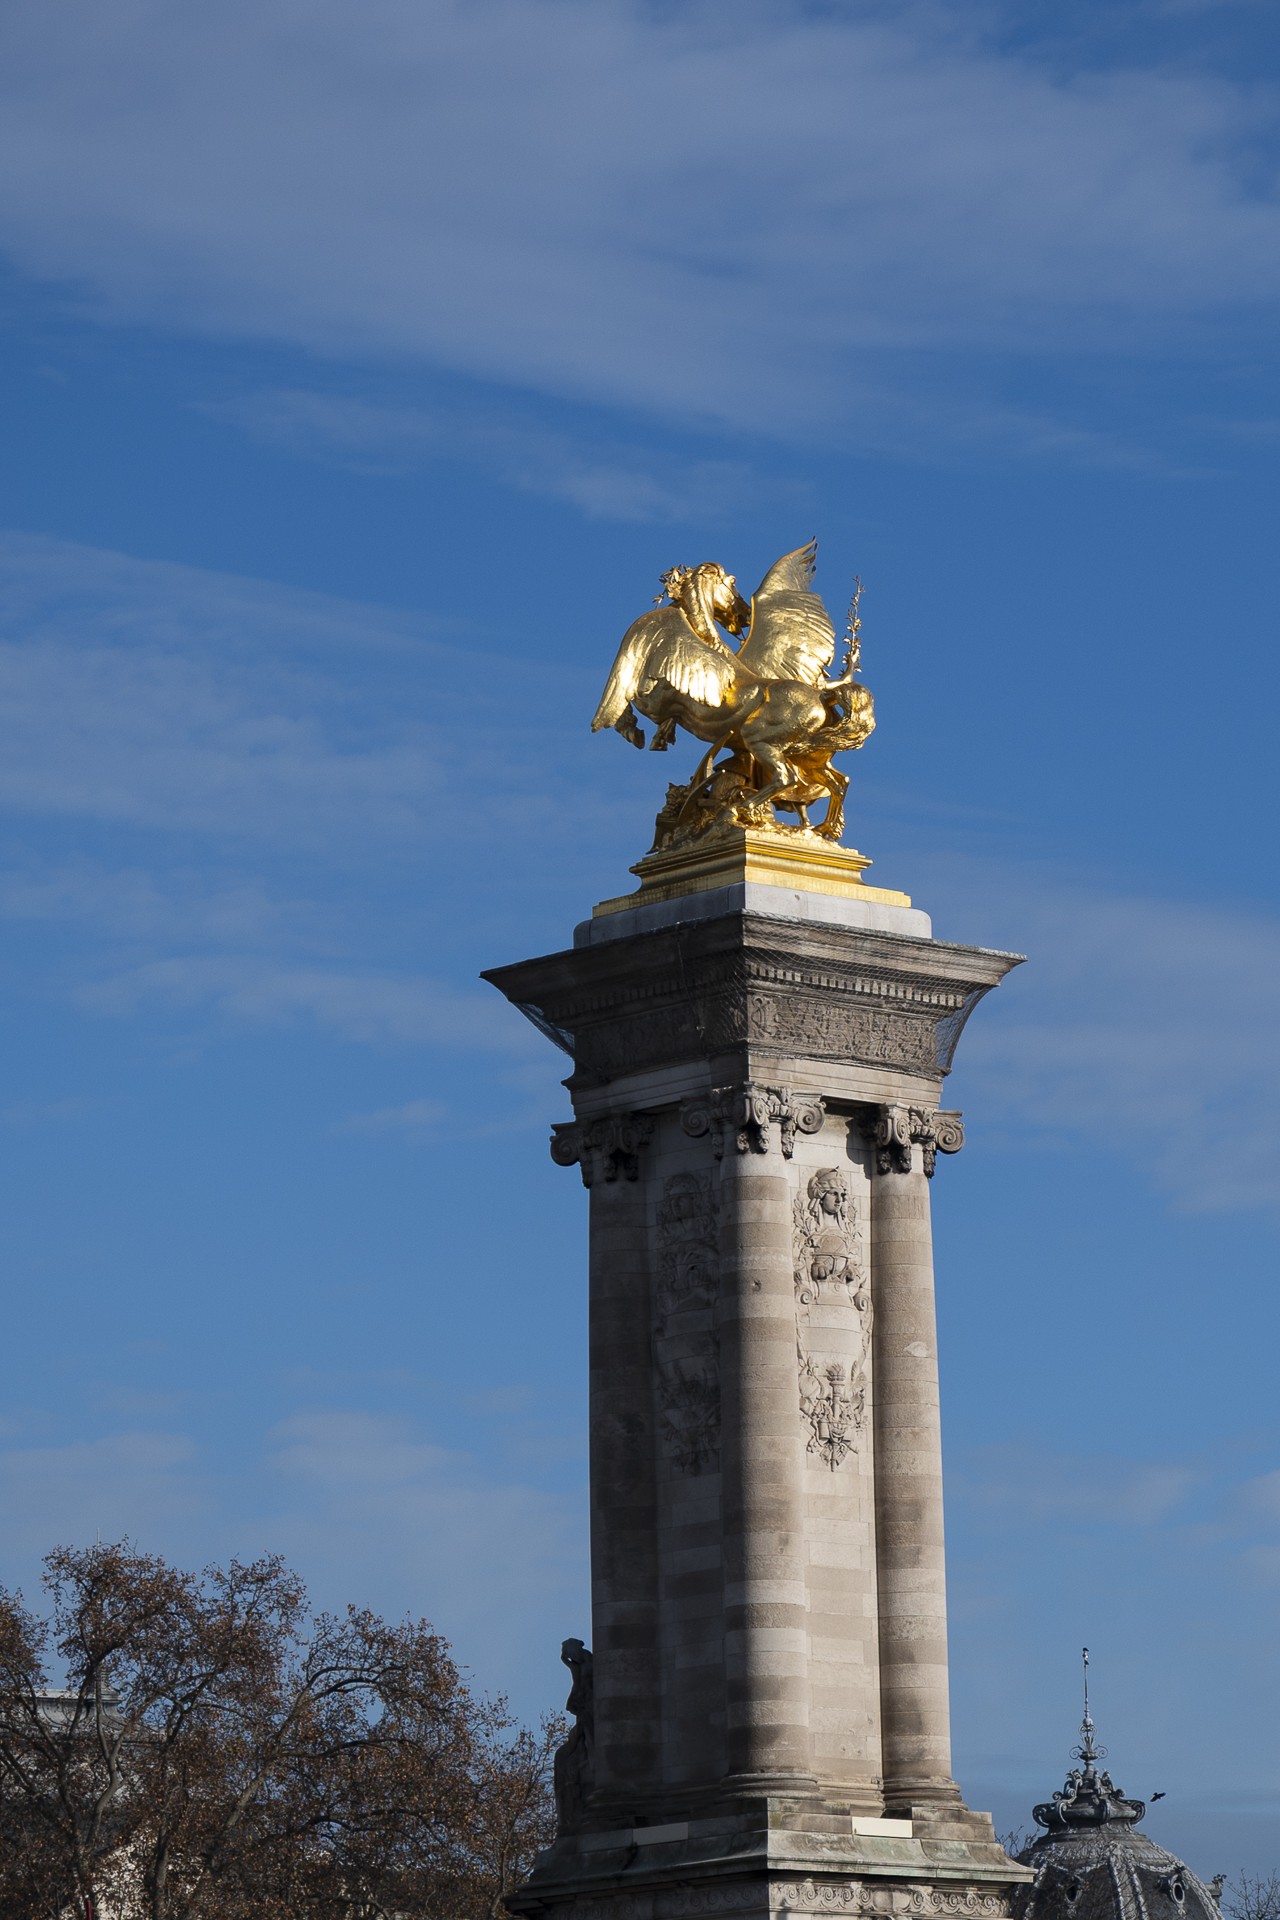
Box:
338 1098 447 1135
0 532 593 1060
0 862 322 947
0 537 444 851
0 1431 203 1562
0 1406 586 1714
929 863 1280 1213
946 1430 1280 1837
2 533 1278 1203
0 2 1278 437
210 388 778 521
78 957 524 1051
0 530 597 858
263 1410 587 1692
955 1444 1203 1526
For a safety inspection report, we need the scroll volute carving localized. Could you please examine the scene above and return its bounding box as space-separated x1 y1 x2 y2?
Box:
859 1104 965 1177
681 1082 824 1159
550 1113 654 1187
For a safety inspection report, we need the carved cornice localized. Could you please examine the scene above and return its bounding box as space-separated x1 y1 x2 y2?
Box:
681 1083 825 1159
483 916 1023 1086
859 1104 965 1177
551 1114 655 1187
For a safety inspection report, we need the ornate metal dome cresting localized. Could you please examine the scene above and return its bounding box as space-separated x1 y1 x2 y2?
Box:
1012 1654 1221 1920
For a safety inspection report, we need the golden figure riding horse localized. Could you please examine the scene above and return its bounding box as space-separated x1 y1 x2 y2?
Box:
592 541 873 843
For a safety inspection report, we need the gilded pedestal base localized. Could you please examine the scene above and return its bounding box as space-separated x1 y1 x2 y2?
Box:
594 825 911 918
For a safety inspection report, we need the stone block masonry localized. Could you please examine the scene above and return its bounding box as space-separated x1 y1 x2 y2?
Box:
483 884 1031 1920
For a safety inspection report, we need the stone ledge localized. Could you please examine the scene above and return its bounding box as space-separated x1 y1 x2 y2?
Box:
575 884 933 948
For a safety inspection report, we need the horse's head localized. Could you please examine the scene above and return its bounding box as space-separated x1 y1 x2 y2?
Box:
664 562 750 644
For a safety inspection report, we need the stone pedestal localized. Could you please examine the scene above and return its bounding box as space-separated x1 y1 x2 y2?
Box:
483 871 1029 1920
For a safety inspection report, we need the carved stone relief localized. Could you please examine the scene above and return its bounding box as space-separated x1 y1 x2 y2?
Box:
681 1084 825 1159
793 1166 869 1314
551 1113 655 1187
797 1356 863 1469
774 1883 1015 1918
791 1161 872 1471
653 1169 720 1475
657 1172 718 1314
539 1881 1014 1920
747 991 937 1071
859 1105 965 1178
655 1360 720 1475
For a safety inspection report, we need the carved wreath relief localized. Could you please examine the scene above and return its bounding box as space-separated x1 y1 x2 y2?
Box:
653 1170 720 1474
793 1161 871 1470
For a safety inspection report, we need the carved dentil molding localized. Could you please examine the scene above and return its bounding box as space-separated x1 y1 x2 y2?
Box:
551 1114 655 1187
859 1104 965 1178
681 1083 825 1159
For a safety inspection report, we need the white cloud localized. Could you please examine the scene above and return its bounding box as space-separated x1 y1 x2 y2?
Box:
77 955 523 1051
930 865 1280 1212
0 532 598 1061
264 1411 587 1699
210 388 777 521
0 561 441 850
0 1431 202 1562
1240 1469 1280 1521
0 862 320 947
0 1408 586 1715
0 2 1277 431
0 531 595 860
2 533 1278 1201
338 1098 448 1135
955 1443 1202 1525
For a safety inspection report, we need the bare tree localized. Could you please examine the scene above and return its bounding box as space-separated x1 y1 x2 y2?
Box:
464 1716 566 1920
0 1541 557 1920
1222 1876 1280 1920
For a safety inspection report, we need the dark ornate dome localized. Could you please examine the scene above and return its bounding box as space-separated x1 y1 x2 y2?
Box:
1012 1699 1221 1920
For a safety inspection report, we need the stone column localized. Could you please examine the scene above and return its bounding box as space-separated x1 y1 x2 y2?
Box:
687 1090 817 1789
487 898 1027 1915
865 1104 965 1813
552 1116 663 1799
685 1084 820 1786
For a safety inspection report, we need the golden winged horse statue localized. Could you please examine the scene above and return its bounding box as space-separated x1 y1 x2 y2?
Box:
592 541 874 843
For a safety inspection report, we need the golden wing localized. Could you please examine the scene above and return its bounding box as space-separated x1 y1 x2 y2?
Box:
592 605 738 730
735 539 836 686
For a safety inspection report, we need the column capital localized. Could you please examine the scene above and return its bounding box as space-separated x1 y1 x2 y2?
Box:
680 1082 825 1159
551 1113 655 1187
859 1103 965 1177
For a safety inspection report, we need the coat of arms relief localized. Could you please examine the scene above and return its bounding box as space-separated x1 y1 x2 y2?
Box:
793 1164 871 1470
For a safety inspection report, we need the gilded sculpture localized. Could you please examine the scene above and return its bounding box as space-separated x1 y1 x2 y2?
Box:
592 540 873 846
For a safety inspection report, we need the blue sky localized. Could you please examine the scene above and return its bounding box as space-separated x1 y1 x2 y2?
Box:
0 0 1278 1877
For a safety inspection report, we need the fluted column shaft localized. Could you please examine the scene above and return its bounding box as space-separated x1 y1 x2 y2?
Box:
718 1143 813 1783
870 1122 957 1810
583 1144 663 1795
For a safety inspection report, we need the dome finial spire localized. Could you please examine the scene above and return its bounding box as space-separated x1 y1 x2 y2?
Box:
1034 1650 1141 1833
1017 1661 1220 1920
1072 1645 1106 1768
1079 1646 1097 1763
